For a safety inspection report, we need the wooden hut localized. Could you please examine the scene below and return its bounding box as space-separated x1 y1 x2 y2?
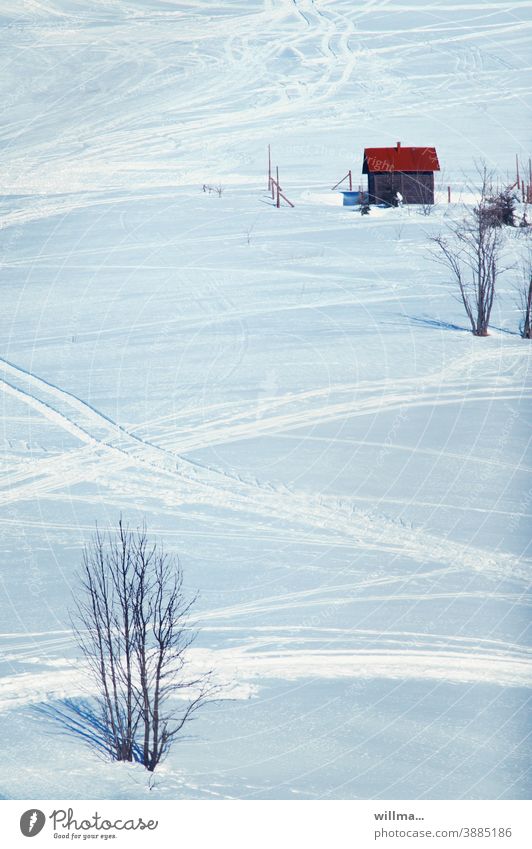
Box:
362 143 440 205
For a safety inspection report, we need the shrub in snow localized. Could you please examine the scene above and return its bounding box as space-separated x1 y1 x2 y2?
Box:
430 168 508 336
479 187 517 228
67 519 216 771
517 255 532 339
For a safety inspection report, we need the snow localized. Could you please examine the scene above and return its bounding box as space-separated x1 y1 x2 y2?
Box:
0 0 531 800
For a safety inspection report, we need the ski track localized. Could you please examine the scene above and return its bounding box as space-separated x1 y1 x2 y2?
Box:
1 641 531 713
2 1 530 196
1 355 528 583
143 343 529 455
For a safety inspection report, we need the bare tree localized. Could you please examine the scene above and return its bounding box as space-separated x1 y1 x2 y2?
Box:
70 520 214 771
430 167 506 336
516 252 532 338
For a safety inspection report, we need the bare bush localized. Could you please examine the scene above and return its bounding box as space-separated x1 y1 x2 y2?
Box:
417 198 435 216
430 168 507 336
203 183 224 197
516 253 532 338
70 520 215 771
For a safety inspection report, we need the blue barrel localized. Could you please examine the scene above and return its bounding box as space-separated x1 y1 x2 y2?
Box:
340 191 363 206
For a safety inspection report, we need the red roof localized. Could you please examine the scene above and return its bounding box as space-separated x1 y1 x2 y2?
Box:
363 144 440 173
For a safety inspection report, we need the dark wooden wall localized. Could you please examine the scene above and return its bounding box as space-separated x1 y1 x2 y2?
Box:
367 171 435 205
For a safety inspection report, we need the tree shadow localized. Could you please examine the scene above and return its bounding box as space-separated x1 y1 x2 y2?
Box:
487 324 521 337
404 314 469 332
406 315 522 337
31 698 144 764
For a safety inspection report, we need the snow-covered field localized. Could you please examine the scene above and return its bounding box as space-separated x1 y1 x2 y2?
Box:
1 0 531 799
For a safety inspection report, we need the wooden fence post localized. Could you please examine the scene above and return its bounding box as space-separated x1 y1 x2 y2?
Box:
447 185 451 203
332 171 355 191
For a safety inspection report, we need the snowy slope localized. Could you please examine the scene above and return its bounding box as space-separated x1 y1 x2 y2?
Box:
0 0 531 799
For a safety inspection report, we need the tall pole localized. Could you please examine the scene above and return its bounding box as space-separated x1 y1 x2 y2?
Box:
447 185 451 204
516 154 520 186
268 145 271 191
276 166 280 208
349 170 352 191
